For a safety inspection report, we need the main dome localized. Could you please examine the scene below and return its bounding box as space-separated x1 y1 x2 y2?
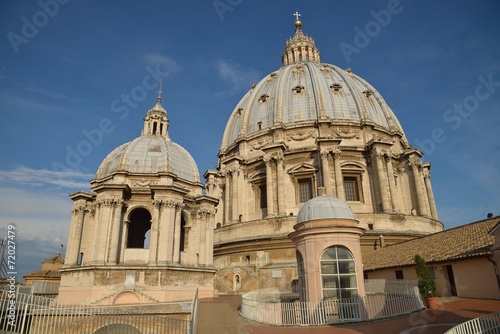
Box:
220 20 406 151
95 99 200 182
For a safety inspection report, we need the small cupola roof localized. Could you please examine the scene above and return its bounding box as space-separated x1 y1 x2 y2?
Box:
297 195 356 224
142 82 170 140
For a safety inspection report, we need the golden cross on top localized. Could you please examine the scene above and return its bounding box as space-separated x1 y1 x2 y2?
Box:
293 11 301 20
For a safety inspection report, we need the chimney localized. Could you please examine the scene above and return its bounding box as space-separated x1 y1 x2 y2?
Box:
379 235 385 248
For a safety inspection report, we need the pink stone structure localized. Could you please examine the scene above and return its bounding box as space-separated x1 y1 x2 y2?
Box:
289 195 365 303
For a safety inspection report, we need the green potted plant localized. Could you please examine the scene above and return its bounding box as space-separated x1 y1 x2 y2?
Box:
414 254 438 309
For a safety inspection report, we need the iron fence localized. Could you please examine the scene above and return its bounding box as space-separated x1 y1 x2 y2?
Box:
444 311 500 334
0 290 191 334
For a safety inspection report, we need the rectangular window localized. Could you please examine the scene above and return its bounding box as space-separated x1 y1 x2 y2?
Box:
395 270 404 280
259 184 267 208
428 267 436 279
299 178 313 203
344 176 360 201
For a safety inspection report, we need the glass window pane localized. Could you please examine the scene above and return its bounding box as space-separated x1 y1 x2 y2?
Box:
321 247 337 260
322 276 339 289
299 179 313 203
344 180 356 201
339 275 357 289
323 289 338 299
338 261 355 274
340 289 358 299
336 247 353 260
321 263 337 275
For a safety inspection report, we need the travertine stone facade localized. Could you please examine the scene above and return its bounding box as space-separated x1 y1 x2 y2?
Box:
60 96 218 305
211 19 443 294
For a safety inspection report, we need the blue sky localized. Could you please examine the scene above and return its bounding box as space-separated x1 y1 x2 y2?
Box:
1 0 499 277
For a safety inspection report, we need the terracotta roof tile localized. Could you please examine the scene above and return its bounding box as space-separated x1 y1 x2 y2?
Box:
42 253 65 264
23 270 62 279
363 216 499 271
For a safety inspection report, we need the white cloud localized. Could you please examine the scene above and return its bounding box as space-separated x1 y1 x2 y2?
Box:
0 187 73 277
214 59 261 99
144 53 182 73
0 166 93 189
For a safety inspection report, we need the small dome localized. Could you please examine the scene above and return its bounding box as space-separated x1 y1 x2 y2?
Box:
297 195 356 224
95 136 200 182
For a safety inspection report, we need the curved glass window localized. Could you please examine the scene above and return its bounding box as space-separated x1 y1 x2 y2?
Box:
320 246 358 300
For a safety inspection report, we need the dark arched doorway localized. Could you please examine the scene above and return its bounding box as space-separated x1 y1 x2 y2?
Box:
127 208 152 249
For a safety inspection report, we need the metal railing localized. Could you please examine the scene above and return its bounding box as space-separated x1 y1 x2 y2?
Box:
190 289 199 334
0 290 191 334
240 284 424 326
444 311 500 334
364 279 418 294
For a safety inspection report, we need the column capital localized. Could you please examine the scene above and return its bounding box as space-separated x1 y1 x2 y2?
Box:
72 205 89 216
408 157 422 170
263 155 274 166
332 147 341 159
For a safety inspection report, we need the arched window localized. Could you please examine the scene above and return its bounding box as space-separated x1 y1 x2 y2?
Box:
320 246 358 300
152 122 157 134
127 208 152 249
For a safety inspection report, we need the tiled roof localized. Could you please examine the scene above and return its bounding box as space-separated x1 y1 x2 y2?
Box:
363 216 499 271
23 270 61 279
42 253 64 264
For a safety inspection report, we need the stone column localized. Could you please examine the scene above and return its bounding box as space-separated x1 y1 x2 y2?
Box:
67 205 87 265
91 200 112 264
276 154 286 216
148 200 161 264
206 211 215 266
159 200 178 263
197 210 207 266
156 200 172 264
333 148 345 200
264 156 275 217
120 220 128 264
320 150 332 196
375 152 391 213
385 154 401 213
424 172 439 220
107 200 124 264
224 171 231 224
231 166 239 222
409 159 430 216
172 204 182 263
